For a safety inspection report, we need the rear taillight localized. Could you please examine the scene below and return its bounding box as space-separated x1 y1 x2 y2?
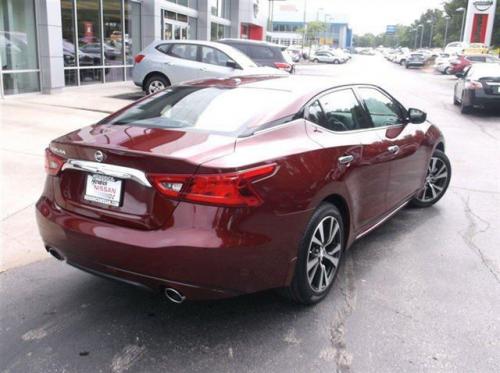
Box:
274 62 291 71
44 148 65 176
134 54 145 64
465 80 483 90
149 164 277 207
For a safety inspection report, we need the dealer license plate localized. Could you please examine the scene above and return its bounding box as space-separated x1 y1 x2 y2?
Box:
84 174 122 207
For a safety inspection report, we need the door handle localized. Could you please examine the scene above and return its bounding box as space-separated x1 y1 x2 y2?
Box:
164 61 174 66
338 155 354 165
200 67 208 71
387 145 400 154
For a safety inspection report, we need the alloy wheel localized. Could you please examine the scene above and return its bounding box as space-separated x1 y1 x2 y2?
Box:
306 216 342 292
415 156 449 203
148 80 165 94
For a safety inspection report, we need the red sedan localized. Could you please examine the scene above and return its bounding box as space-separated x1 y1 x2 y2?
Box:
36 75 451 304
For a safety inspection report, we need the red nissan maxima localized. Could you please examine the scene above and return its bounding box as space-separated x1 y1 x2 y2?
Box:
36 75 451 304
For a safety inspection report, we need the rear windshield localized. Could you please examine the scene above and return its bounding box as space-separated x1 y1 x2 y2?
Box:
102 86 292 135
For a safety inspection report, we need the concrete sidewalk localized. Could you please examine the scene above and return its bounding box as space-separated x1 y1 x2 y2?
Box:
0 82 143 271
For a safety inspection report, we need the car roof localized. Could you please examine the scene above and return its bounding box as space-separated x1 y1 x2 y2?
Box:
183 75 375 101
219 38 283 49
150 39 240 56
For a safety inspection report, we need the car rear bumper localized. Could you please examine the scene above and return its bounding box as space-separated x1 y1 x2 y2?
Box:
36 194 303 300
463 89 500 108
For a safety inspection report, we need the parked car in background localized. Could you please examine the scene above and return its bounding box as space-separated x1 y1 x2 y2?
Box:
463 43 489 55
434 53 452 74
454 63 500 114
37 75 450 305
219 39 295 73
311 51 345 64
445 41 467 55
449 54 500 75
133 40 284 94
405 53 426 68
394 48 410 65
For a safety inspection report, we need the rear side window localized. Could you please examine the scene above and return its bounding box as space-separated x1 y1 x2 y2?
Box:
102 87 293 135
201 46 231 67
156 44 171 54
248 45 277 60
168 44 198 61
306 89 370 132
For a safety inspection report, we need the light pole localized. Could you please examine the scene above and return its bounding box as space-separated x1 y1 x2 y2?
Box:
418 24 424 49
456 7 466 42
443 15 450 47
427 19 434 48
412 28 418 49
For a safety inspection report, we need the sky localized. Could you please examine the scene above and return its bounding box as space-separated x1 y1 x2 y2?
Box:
272 0 446 34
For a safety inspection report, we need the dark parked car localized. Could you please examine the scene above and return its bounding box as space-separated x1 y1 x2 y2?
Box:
454 63 500 113
405 53 425 68
37 75 451 305
219 38 294 73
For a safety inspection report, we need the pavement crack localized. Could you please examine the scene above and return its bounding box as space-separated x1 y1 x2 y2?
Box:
456 193 500 284
326 254 357 373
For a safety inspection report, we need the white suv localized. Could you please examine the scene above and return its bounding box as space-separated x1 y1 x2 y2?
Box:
133 40 284 94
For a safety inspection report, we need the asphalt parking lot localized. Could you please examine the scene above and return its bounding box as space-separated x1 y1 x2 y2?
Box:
1 55 499 372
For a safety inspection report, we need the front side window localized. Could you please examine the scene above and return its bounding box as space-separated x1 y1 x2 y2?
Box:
358 88 403 127
311 89 369 132
168 44 198 61
201 46 230 67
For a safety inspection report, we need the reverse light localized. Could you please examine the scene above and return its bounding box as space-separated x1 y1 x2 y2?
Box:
44 148 66 176
134 54 145 64
149 164 277 207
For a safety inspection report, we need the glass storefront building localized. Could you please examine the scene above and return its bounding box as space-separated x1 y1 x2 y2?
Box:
0 0 267 96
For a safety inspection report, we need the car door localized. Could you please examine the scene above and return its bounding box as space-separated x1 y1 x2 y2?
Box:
198 46 237 79
304 88 392 232
161 43 202 84
356 86 428 210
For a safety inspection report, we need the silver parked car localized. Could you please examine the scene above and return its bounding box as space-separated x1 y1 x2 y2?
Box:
133 40 283 94
310 51 345 64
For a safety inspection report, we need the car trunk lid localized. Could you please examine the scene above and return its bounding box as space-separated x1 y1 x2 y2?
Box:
50 124 235 230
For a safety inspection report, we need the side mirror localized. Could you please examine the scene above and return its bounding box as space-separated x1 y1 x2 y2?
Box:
408 108 427 124
455 72 465 78
226 60 240 69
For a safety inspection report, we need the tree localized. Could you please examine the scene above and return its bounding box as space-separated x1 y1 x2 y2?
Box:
303 21 326 47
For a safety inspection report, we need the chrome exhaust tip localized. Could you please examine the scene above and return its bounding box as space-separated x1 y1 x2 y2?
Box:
164 288 186 304
46 246 65 261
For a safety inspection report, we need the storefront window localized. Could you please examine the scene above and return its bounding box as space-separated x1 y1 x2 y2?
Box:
125 0 141 65
0 0 39 94
210 0 230 19
210 23 229 41
61 0 77 67
77 0 101 67
103 0 123 66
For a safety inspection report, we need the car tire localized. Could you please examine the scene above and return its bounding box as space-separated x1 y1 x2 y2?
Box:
444 66 450 75
460 93 472 114
313 58 319 63
405 64 410 69
144 74 170 95
409 150 451 208
283 203 345 305
333 59 339 64
400 60 406 65
453 93 460 105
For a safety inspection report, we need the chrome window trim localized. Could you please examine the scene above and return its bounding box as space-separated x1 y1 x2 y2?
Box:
62 159 152 187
